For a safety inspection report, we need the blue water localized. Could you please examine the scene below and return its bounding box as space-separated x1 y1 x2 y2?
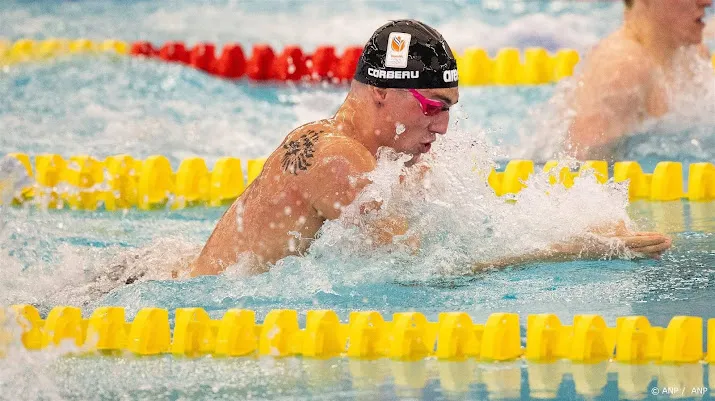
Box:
2 1 715 400
0 0 625 51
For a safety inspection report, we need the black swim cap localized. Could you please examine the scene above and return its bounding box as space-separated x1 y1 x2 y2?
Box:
353 19 458 89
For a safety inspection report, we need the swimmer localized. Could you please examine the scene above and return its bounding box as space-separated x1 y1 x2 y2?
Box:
566 0 712 160
190 19 671 277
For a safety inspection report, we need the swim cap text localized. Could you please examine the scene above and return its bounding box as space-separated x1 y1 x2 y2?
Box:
367 68 420 80
443 69 458 83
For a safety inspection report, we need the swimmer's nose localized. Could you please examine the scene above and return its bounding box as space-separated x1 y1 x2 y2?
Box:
428 111 450 135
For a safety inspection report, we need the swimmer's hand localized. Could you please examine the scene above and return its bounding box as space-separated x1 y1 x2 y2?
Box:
625 232 672 258
551 231 672 261
472 221 672 272
579 220 672 259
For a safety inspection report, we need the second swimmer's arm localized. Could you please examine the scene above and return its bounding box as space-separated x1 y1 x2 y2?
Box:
567 57 652 158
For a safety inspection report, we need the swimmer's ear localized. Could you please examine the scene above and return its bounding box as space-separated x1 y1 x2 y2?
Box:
369 86 388 106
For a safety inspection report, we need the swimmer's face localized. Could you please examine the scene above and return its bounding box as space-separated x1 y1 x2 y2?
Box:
379 87 459 156
654 0 711 45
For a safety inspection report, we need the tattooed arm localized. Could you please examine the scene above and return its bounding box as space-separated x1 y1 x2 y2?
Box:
286 130 423 249
305 137 376 220
305 138 421 249
281 129 323 175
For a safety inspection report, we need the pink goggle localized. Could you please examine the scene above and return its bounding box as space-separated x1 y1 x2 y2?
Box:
408 89 450 116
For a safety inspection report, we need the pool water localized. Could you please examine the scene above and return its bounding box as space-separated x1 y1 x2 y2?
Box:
5 356 714 400
1 1 715 400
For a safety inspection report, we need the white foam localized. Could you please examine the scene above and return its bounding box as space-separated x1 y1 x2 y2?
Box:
303 124 634 280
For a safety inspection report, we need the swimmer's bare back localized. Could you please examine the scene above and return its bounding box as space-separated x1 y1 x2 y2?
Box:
190 119 376 277
567 30 670 159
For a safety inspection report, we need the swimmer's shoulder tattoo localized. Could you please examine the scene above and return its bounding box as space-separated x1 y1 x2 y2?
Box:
281 129 322 174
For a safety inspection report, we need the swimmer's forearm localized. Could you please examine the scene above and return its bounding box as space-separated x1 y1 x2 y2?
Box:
470 242 600 272
367 216 411 246
471 250 570 272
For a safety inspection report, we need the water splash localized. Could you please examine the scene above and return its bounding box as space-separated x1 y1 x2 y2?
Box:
0 155 32 206
302 125 634 281
0 115 640 312
0 236 200 309
394 122 406 138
